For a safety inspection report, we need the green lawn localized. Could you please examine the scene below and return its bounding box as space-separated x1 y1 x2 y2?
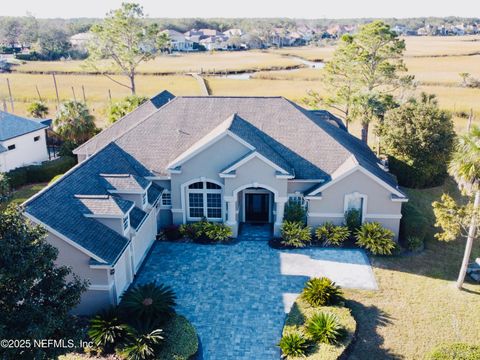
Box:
0 183 46 211
345 179 480 359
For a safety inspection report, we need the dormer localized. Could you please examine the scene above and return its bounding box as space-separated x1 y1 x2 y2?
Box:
100 174 151 210
75 194 134 237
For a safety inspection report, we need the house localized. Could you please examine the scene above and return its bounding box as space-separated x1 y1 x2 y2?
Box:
199 35 229 51
69 32 95 51
0 111 49 172
24 91 407 314
162 29 196 52
223 28 243 37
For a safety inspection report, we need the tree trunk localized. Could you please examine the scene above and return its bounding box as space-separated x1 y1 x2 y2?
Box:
361 122 369 143
456 190 480 289
129 72 136 95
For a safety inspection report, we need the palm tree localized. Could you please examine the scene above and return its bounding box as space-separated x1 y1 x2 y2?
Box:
54 100 97 144
27 100 49 118
448 126 480 289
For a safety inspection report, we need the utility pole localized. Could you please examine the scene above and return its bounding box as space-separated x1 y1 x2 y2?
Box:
467 108 474 132
6 78 13 112
52 73 60 106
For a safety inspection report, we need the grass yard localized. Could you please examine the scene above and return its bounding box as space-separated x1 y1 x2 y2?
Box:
0 183 47 211
345 179 480 359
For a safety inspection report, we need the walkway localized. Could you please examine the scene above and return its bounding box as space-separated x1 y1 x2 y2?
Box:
136 233 376 359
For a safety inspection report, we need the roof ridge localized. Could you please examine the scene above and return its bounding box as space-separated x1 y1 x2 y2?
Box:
74 90 175 154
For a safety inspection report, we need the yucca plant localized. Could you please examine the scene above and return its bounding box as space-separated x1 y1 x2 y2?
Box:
280 221 312 248
302 277 344 307
315 222 350 246
355 222 396 255
120 282 176 323
88 307 127 354
119 325 164 360
306 312 344 345
278 331 309 358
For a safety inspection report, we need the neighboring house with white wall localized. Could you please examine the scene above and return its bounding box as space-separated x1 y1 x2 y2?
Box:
162 29 196 52
24 90 407 314
0 111 49 172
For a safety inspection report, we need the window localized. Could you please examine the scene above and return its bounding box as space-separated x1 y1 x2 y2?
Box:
34 136 40 142
344 192 366 222
7 144 15 151
123 216 129 230
142 192 147 205
288 193 306 208
161 191 172 207
187 181 222 220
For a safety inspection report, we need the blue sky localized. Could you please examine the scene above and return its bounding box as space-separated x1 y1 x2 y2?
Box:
5 0 480 19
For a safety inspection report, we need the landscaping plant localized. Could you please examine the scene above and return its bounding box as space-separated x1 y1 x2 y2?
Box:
179 219 232 243
344 208 362 234
427 343 480 360
88 307 127 354
284 199 307 223
302 277 344 307
278 331 310 358
120 282 176 323
280 221 312 248
306 312 345 345
315 222 350 246
355 222 396 255
118 326 164 360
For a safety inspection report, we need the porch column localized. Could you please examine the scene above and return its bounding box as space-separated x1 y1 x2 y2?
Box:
225 197 238 238
273 197 287 237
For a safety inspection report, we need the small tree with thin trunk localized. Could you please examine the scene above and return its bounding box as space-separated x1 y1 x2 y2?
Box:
54 100 98 145
433 126 480 289
86 2 169 94
27 100 49 118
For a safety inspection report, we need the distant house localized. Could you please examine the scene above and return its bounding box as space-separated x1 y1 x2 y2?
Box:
0 111 49 172
223 29 243 37
162 29 196 52
200 35 229 51
70 32 95 51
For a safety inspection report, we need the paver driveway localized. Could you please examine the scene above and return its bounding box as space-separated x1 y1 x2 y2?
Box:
136 235 376 359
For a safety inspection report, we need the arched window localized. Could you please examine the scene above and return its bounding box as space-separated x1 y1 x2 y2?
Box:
187 181 222 220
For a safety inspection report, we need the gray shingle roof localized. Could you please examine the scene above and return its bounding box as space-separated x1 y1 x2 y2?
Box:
0 110 47 141
24 143 155 265
75 194 134 216
147 183 163 204
73 90 175 156
100 173 150 192
129 207 148 230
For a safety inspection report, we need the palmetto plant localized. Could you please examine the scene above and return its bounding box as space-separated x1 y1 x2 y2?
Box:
278 331 309 358
315 222 350 246
119 326 164 360
306 312 344 345
120 282 176 323
302 277 344 307
355 222 396 255
27 100 49 118
54 100 97 144
88 307 127 353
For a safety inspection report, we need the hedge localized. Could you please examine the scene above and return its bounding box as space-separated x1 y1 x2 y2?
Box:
156 314 199 360
7 156 76 189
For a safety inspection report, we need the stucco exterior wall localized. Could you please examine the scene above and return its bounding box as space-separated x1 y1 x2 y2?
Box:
307 169 403 238
287 181 321 194
131 209 156 271
76 289 112 315
0 129 49 172
170 135 250 223
113 248 131 302
119 193 144 209
96 217 125 235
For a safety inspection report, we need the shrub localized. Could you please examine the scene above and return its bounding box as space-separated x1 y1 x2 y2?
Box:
155 315 199 360
399 201 429 246
88 307 127 354
355 222 396 255
302 277 344 307
108 95 148 123
118 326 164 360
305 312 344 345
281 221 312 248
7 156 76 189
406 236 424 252
344 209 361 234
427 343 480 360
163 225 182 240
27 100 49 118
278 331 309 358
120 282 176 324
180 220 232 243
284 199 306 223
315 222 350 246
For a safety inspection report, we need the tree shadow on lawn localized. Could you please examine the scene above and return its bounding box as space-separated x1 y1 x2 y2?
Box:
344 300 403 360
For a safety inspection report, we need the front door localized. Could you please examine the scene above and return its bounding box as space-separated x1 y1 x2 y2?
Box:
245 193 270 223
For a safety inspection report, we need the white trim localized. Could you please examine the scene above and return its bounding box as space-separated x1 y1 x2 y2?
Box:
168 131 255 170
89 284 114 291
304 196 323 200
308 212 344 218
219 172 237 178
365 213 402 220
24 212 107 264
391 196 409 203
276 174 295 179
308 165 405 198
168 168 182 174
108 189 144 195
145 175 171 180
90 264 113 269
221 151 290 175
181 178 225 223
232 183 280 200
289 179 326 183
171 208 183 213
